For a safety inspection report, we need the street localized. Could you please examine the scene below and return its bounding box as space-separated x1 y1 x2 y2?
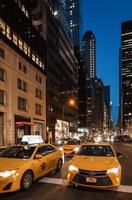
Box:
0 142 132 200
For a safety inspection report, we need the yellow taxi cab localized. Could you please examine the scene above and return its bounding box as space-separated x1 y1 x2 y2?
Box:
67 142 121 189
62 139 81 156
0 136 63 193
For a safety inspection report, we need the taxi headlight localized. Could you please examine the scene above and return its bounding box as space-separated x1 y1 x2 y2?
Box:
0 170 16 178
68 165 78 172
59 147 63 151
107 167 119 174
73 147 79 152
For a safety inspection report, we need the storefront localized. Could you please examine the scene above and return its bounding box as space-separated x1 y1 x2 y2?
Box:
15 115 32 144
33 118 45 140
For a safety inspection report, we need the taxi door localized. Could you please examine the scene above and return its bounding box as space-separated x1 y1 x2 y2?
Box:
46 145 59 171
32 145 51 178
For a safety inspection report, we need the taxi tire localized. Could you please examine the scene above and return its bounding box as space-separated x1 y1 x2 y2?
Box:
56 159 62 172
20 170 34 191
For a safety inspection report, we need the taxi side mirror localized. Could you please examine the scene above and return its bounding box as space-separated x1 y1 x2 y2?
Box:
34 154 43 159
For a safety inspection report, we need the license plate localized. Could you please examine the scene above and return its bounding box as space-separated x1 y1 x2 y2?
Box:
86 177 96 183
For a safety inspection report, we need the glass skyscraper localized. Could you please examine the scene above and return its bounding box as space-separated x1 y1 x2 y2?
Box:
82 30 96 79
121 20 132 129
65 0 80 47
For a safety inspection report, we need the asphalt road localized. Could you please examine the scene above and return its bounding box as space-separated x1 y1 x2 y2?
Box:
0 142 132 200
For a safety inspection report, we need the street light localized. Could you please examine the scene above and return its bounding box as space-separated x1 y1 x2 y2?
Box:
61 98 76 139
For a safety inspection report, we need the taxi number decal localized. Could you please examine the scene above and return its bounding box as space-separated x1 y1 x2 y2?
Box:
41 162 46 170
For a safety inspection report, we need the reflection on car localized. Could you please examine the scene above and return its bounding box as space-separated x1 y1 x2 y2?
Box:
67 142 121 189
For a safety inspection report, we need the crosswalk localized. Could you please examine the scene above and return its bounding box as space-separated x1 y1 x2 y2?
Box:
39 177 132 193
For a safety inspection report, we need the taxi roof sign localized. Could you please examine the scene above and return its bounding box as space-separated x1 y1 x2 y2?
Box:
21 135 44 144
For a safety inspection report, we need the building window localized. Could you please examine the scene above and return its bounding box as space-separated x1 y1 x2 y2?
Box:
17 79 27 92
0 90 4 105
39 76 42 83
13 33 18 45
0 19 6 35
19 62 22 70
17 79 22 89
0 48 5 59
35 104 42 115
35 88 42 99
23 81 27 92
18 39 23 50
36 75 42 84
23 65 27 74
23 42 28 55
18 62 27 74
6 25 12 40
0 68 4 81
18 97 27 111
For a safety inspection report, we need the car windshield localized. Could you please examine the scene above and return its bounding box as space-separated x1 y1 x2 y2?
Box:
64 140 80 145
76 145 115 157
0 146 36 159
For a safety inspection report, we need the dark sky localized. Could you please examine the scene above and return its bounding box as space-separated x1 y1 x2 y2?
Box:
81 0 132 124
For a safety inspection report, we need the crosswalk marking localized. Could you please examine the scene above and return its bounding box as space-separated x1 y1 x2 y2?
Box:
39 177 68 186
116 185 132 193
39 177 132 193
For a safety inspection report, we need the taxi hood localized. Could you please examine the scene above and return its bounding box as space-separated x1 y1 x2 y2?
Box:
70 155 119 171
0 157 28 171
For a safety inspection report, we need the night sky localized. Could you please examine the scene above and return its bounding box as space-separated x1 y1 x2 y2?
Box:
81 0 132 124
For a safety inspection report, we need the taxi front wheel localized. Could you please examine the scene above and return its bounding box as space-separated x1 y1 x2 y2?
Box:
20 170 34 191
56 159 62 172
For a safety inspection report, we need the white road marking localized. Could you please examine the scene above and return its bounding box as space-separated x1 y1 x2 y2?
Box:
116 185 132 193
39 177 68 186
39 177 132 193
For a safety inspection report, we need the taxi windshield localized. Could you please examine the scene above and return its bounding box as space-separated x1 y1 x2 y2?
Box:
76 145 115 157
0 146 36 159
64 140 80 145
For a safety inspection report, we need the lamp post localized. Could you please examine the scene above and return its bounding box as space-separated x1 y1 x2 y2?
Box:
61 98 75 139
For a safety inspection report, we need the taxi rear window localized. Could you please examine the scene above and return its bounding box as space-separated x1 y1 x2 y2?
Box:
0 146 36 159
76 145 114 157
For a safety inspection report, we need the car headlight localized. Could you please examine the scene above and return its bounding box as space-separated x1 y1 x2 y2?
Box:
0 170 16 178
59 147 63 151
68 165 78 172
107 167 119 174
73 147 79 152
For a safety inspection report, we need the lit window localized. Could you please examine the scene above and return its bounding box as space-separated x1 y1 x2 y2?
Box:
18 39 23 50
27 47 31 57
32 53 36 62
6 25 12 40
23 42 27 54
13 33 18 45
0 19 6 35
36 57 39 65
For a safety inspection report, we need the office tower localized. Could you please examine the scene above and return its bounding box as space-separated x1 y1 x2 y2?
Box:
82 30 96 79
30 0 78 141
121 20 132 130
65 0 80 47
